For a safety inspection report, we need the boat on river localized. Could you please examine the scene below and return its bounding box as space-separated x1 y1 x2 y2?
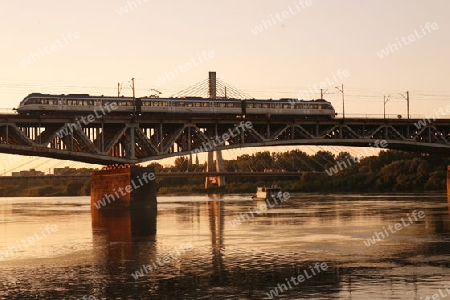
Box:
252 186 282 201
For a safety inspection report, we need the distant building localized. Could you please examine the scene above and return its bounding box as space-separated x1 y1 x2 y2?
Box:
53 167 94 175
54 167 77 175
11 169 45 177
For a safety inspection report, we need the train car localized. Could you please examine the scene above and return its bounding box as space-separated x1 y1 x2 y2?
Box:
16 93 135 114
16 93 336 119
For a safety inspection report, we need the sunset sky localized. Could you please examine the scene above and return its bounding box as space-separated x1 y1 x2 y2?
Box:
1 0 449 171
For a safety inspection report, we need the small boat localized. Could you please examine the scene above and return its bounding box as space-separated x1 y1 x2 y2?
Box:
252 186 282 201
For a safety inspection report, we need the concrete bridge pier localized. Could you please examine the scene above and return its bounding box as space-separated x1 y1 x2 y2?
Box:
205 150 225 188
91 165 157 210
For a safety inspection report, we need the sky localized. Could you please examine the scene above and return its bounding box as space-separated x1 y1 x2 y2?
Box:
0 0 449 172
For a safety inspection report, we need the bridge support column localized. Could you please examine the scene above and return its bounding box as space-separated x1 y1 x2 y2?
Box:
205 150 225 188
447 165 450 203
91 165 157 210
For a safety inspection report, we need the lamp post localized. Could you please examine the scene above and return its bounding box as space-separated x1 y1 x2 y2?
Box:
383 95 390 119
335 84 345 120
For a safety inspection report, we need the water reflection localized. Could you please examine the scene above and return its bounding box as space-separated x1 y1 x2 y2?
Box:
207 200 225 285
0 194 448 299
91 207 157 298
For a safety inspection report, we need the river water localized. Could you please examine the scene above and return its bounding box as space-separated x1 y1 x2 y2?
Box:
0 194 449 299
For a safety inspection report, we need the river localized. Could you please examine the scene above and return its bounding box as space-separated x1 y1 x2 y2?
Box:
0 193 449 299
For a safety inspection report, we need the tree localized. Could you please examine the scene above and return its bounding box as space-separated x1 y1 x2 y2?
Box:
312 151 335 171
174 157 190 172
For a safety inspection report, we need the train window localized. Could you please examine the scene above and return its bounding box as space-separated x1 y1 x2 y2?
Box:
187 102 193 107
194 102 201 107
247 103 254 108
202 102 210 107
262 104 268 108
219 103 226 107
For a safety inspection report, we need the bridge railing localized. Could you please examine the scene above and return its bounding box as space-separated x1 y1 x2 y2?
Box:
341 113 422 119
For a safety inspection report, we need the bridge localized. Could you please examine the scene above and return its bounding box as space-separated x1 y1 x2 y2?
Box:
2 71 450 208
0 114 449 165
0 172 313 181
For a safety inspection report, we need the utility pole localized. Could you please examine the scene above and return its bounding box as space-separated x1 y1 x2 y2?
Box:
406 91 410 120
131 78 136 113
399 91 410 120
117 83 122 97
335 84 345 119
320 89 328 99
383 95 390 119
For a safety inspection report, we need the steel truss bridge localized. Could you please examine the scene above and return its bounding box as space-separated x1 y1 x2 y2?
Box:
0 114 449 164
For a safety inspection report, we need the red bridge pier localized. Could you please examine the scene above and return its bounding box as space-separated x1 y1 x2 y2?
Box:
91 165 157 210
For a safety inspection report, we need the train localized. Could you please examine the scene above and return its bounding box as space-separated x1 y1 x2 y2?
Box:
15 93 336 118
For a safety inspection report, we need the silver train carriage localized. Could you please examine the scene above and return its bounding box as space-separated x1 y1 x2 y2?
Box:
16 93 336 118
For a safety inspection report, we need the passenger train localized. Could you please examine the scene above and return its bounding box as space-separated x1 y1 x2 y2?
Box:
16 93 336 118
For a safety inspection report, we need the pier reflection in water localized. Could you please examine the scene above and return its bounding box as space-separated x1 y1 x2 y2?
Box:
0 194 448 299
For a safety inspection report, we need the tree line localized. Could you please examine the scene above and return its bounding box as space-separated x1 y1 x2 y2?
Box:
149 149 449 193
0 149 447 197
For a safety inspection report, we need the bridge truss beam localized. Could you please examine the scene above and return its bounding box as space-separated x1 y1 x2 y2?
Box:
0 115 448 164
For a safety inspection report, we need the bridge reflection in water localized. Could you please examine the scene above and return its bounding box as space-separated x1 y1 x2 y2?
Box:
91 207 157 297
87 194 450 299
207 196 225 284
